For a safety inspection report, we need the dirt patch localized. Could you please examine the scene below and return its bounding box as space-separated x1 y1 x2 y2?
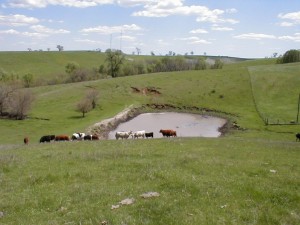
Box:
87 103 243 139
131 86 161 95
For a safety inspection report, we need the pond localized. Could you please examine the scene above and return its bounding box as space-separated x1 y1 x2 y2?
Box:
108 112 227 139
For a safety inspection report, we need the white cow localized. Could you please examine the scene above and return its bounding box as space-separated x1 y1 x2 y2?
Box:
71 132 85 140
115 131 133 140
133 130 145 139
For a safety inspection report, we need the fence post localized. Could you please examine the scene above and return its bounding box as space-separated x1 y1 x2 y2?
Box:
297 93 300 124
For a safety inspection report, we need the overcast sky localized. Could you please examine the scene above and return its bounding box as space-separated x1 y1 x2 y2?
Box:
0 0 299 58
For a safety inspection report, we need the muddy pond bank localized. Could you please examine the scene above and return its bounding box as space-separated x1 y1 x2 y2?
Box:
88 104 240 139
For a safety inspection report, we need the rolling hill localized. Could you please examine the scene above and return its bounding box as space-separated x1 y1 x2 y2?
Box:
0 52 299 225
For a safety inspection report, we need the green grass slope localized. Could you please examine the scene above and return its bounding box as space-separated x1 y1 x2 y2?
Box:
0 51 106 79
0 138 299 225
248 62 300 124
0 56 300 224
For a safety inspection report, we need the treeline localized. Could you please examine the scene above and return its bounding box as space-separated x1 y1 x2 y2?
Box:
104 53 224 78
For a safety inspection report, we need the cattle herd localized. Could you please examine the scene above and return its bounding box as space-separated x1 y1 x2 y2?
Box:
22 131 300 144
36 129 177 143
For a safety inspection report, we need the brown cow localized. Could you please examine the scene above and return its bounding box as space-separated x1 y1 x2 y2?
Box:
24 137 29 145
159 129 177 137
55 135 70 141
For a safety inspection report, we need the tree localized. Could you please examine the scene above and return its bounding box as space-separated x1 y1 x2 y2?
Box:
277 49 300 64
86 89 99 109
0 84 12 115
22 73 34 88
195 57 207 70
57 45 64 51
211 58 224 69
65 62 79 74
105 49 125 78
76 99 92 118
9 89 34 120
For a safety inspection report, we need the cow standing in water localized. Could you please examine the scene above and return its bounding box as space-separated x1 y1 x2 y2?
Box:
24 137 29 145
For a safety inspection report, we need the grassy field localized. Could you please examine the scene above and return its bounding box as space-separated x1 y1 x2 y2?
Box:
1 138 299 225
248 62 300 124
0 53 299 224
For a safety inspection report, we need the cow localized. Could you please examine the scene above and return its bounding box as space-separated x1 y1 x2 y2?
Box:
296 133 300 142
40 135 55 143
71 133 85 141
133 130 145 139
159 129 177 137
145 132 154 138
55 135 70 141
83 134 99 140
115 131 133 140
24 137 29 145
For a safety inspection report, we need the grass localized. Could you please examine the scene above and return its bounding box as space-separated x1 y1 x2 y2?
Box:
0 138 299 225
0 53 300 224
0 51 106 79
248 62 300 124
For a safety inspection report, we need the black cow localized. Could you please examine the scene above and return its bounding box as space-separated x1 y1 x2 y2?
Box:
84 134 99 140
40 135 55 143
145 132 154 138
296 133 300 142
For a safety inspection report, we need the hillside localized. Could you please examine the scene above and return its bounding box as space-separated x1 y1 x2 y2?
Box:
0 51 250 81
0 52 299 225
0 54 298 144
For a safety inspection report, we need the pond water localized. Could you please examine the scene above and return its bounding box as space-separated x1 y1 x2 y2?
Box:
108 112 227 139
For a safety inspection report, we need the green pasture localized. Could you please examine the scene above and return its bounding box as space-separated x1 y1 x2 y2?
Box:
0 53 300 224
0 138 299 225
248 62 300 124
0 51 106 80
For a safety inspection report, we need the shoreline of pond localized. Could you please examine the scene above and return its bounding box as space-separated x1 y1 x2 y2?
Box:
87 104 243 140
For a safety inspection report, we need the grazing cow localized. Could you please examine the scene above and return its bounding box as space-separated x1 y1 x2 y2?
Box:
159 129 177 137
296 133 300 142
145 132 154 138
83 134 99 140
72 133 85 141
24 137 29 145
133 130 146 139
55 135 70 141
40 135 55 143
115 131 133 140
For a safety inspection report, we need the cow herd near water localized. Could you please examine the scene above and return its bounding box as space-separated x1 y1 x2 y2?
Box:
35 129 177 143
23 131 300 144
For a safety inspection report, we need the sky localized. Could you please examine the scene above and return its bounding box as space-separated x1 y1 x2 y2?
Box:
0 0 299 58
